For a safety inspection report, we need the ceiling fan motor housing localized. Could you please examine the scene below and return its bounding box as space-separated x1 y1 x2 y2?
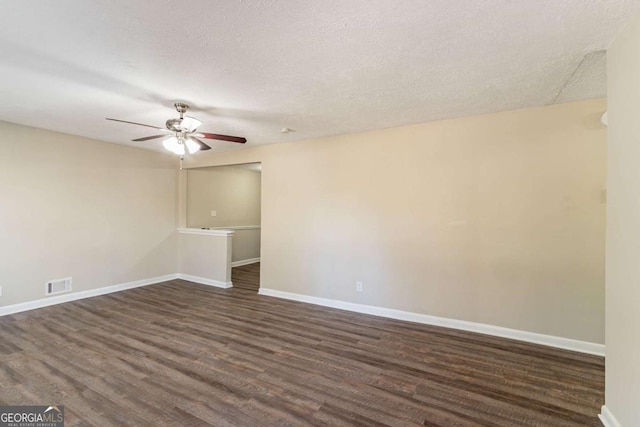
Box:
166 118 183 132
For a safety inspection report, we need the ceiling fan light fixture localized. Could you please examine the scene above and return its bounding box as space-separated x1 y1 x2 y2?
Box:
185 138 201 154
174 143 185 155
163 136 185 155
181 116 203 132
162 136 178 151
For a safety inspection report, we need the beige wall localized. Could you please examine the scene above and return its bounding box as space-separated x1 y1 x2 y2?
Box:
605 11 640 426
187 166 261 228
184 99 607 344
0 121 179 307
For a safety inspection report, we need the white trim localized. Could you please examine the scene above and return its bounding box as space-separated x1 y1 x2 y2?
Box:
178 228 234 237
599 406 621 427
231 257 261 267
211 225 261 231
0 274 179 317
257 288 605 356
177 274 233 289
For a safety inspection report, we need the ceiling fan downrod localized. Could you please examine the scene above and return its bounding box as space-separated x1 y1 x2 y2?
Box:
174 102 189 119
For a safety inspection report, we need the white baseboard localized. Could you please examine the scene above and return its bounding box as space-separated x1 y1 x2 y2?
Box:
0 274 179 317
231 257 261 268
599 406 621 427
258 288 605 357
0 275 606 357
177 274 233 289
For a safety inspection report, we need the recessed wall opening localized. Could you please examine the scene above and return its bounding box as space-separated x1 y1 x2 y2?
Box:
186 162 262 291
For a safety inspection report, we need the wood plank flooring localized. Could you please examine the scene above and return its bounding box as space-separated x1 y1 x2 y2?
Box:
232 262 260 291
0 280 604 426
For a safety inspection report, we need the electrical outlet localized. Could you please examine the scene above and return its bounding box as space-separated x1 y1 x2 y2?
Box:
211 210 217 217
0 286 2 296
356 281 363 293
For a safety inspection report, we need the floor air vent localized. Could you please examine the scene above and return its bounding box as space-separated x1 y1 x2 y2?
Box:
46 277 72 295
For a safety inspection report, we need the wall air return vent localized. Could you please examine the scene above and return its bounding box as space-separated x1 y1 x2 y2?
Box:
45 277 72 296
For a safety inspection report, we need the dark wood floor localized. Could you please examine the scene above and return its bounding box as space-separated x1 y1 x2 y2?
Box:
0 280 604 426
232 262 260 291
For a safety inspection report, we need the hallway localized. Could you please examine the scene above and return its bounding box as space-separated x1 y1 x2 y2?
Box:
232 262 260 291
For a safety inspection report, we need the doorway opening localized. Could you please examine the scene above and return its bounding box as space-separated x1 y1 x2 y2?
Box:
186 162 261 291
231 262 260 292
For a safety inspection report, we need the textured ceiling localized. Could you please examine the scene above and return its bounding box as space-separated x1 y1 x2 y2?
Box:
0 1 637 152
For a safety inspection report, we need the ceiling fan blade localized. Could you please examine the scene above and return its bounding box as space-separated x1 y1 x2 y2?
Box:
194 132 246 144
190 137 211 151
132 134 167 142
106 118 170 132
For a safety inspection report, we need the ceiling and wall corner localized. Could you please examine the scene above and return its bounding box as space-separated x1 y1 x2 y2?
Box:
0 1 637 152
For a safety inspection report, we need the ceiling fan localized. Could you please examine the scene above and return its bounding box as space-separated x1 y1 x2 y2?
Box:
106 102 246 155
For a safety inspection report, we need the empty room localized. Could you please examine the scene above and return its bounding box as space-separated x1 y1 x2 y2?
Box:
1 1 639 426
